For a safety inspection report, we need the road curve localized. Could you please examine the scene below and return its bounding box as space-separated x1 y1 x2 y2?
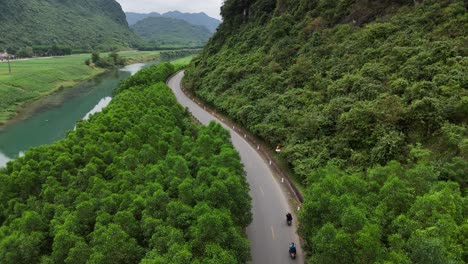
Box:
167 71 304 264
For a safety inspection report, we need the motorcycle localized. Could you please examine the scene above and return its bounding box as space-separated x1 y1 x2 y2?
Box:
286 213 293 226
289 244 297 259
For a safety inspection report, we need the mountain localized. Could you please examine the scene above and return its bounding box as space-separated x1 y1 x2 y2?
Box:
162 11 221 33
126 11 221 32
125 12 161 26
0 0 139 51
185 0 467 262
131 17 212 47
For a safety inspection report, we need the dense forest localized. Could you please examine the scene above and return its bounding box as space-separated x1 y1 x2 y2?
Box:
131 17 213 47
184 0 467 263
0 0 139 51
0 63 252 263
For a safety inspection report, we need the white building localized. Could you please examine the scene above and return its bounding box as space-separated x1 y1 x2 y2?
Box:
0 50 9 61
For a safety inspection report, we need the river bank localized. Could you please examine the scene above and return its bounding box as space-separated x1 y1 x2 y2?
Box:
0 51 160 124
0 56 195 167
0 62 150 167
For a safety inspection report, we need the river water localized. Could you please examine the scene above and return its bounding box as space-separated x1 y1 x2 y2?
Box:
0 62 153 167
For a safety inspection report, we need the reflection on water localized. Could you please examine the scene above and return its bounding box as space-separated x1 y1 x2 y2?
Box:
121 63 146 75
0 62 154 167
83 97 112 120
0 151 11 167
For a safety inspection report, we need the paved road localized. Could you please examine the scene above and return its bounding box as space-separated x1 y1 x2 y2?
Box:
168 71 304 264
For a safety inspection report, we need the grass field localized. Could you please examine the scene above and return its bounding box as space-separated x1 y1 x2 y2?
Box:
0 51 161 122
171 55 195 67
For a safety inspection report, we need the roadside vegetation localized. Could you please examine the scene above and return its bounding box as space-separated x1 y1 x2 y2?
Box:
0 63 252 263
184 0 467 263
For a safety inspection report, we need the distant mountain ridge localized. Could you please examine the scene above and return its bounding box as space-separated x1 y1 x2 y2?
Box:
131 17 212 47
125 12 162 26
0 0 139 51
126 11 221 32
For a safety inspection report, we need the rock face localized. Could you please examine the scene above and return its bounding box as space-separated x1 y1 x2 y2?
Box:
0 0 139 50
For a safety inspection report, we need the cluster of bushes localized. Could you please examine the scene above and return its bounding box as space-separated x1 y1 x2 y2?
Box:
85 52 126 69
0 63 252 263
184 0 467 262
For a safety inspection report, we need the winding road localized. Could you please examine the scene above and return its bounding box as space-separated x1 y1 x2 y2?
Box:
168 71 304 264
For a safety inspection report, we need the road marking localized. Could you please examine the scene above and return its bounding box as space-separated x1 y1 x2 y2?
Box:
260 186 265 196
271 225 276 240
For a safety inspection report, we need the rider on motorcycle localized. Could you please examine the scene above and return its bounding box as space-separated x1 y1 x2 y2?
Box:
289 242 297 254
286 212 293 222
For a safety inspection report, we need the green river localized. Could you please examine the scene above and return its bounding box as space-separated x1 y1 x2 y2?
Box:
0 62 154 167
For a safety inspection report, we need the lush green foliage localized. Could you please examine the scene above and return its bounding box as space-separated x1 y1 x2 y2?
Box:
88 52 127 68
131 17 212 47
185 0 467 262
0 63 252 263
0 0 140 51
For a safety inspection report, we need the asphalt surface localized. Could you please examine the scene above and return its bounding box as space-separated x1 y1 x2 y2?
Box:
168 71 304 264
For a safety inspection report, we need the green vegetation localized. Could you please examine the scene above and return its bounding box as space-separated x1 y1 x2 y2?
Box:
0 52 160 123
0 63 252 263
160 50 200 62
184 0 467 262
87 52 127 69
0 0 139 51
171 56 195 67
131 17 212 47
118 51 160 63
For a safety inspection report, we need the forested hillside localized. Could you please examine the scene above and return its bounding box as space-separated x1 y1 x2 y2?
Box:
0 0 139 51
0 63 252 263
163 11 221 33
131 17 212 47
126 11 221 32
184 0 467 263
125 12 161 26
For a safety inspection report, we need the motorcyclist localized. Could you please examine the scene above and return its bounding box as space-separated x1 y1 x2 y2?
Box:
286 212 293 223
289 242 297 254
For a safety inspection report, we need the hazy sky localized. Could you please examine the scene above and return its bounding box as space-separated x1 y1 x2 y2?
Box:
115 0 224 20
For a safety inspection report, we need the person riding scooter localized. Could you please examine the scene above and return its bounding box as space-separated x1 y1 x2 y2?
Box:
289 242 297 259
286 212 293 225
